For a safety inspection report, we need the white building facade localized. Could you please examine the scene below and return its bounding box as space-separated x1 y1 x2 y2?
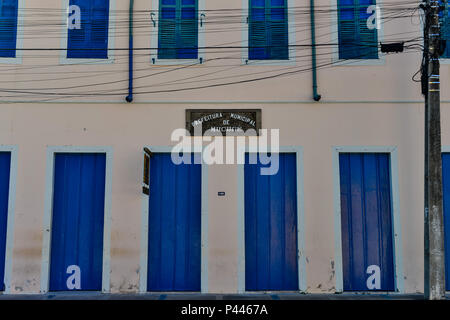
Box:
0 0 449 295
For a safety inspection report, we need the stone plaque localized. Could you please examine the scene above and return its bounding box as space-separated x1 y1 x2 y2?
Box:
186 109 261 136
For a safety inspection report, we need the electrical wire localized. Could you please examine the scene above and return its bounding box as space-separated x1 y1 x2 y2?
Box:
0 0 431 102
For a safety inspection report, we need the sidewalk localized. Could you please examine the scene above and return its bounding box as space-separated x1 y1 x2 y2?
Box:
0 292 427 300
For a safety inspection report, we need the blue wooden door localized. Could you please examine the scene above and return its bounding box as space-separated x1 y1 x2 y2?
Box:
244 153 298 291
441 153 450 290
339 153 395 291
0 152 11 291
147 153 201 291
49 153 106 291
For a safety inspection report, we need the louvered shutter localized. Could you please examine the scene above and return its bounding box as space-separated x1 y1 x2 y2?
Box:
338 1 359 59
0 0 18 58
179 0 198 59
67 0 109 59
67 0 88 58
440 1 450 58
249 0 288 61
338 0 378 59
90 0 109 58
158 0 198 60
268 2 288 60
358 1 378 59
249 0 267 59
158 0 177 59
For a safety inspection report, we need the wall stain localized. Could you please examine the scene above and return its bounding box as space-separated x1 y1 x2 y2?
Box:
14 248 42 257
115 276 139 293
110 247 139 257
329 260 335 282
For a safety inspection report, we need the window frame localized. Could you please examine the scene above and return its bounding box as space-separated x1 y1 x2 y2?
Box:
242 0 296 66
331 0 385 66
0 146 18 294
150 0 205 65
0 0 25 64
60 0 116 65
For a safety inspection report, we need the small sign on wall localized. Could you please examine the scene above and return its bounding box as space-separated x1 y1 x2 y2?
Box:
186 109 261 136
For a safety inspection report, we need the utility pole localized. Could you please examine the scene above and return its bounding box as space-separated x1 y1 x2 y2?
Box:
423 0 446 300
422 0 430 299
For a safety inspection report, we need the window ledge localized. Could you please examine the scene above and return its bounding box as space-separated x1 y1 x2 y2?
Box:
242 58 296 66
331 57 386 67
0 57 22 65
59 56 115 65
151 58 204 66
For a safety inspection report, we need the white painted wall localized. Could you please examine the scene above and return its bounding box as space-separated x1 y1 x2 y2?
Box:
0 0 448 294
0 101 441 294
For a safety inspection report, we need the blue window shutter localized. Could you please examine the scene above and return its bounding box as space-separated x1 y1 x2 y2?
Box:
67 0 110 59
440 1 450 58
268 1 288 59
338 3 359 59
158 0 177 59
338 0 378 59
90 0 110 56
249 1 268 59
358 1 378 59
158 0 198 60
179 0 198 59
67 0 89 57
0 0 18 58
249 0 288 60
